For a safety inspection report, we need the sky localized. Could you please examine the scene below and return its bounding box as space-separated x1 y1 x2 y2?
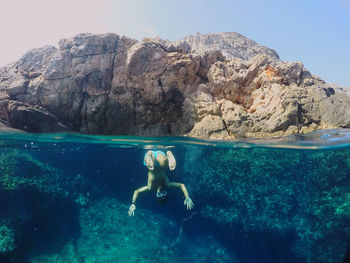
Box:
1 0 349 86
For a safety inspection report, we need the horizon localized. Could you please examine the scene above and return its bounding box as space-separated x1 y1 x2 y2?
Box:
1 0 349 87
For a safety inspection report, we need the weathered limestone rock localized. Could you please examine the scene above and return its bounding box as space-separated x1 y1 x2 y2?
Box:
182 32 280 61
0 32 349 139
0 99 69 132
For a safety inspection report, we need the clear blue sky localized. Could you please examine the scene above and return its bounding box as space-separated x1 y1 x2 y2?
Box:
109 0 350 86
1 0 349 86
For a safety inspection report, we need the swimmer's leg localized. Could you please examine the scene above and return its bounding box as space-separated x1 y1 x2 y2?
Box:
147 177 152 190
144 151 155 170
166 151 176 171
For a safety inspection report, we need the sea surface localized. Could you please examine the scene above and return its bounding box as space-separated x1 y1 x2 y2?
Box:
0 129 350 263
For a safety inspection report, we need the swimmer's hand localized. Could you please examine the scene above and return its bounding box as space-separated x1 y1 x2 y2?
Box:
184 197 194 210
128 204 136 217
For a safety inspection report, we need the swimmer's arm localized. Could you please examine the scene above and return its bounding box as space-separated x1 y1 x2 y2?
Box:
168 182 190 199
132 186 149 204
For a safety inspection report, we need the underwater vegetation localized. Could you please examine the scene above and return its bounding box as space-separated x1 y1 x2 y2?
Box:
0 134 349 262
0 150 81 262
0 142 234 263
183 147 350 262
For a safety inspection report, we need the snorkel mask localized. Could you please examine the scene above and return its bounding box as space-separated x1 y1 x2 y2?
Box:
156 190 168 203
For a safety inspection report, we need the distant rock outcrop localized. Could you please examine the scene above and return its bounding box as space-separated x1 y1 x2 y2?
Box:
0 32 349 138
182 32 280 60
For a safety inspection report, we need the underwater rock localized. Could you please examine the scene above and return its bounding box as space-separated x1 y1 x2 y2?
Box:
1 32 350 138
0 225 16 253
0 151 80 261
30 198 234 263
182 147 350 262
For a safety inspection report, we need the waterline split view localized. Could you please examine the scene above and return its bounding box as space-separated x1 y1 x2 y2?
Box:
0 129 350 262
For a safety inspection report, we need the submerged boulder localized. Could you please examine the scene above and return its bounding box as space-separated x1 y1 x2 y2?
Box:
182 146 350 263
0 151 80 261
0 32 349 138
30 198 234 263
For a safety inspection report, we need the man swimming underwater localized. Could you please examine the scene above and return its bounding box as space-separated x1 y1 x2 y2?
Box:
128 150 194 216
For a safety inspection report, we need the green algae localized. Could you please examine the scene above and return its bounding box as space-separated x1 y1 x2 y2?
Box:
183 147 350 262
30 198 233 263
0 151 63 194
0 150 80 258
1 132 350 262
0 225 16 253
0 149 234 262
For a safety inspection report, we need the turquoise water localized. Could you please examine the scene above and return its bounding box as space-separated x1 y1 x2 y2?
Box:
0 130 350 262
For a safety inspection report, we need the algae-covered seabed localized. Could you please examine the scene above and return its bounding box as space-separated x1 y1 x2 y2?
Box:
0 132 350 263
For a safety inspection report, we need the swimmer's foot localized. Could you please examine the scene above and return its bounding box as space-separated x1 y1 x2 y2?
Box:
166 151 176 171
145 150 155 170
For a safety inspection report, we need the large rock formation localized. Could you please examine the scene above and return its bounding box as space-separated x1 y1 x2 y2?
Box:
0 32 349 138
181 32 280 60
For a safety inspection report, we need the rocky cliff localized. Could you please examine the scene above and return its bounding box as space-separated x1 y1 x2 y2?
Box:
0 32 349 138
